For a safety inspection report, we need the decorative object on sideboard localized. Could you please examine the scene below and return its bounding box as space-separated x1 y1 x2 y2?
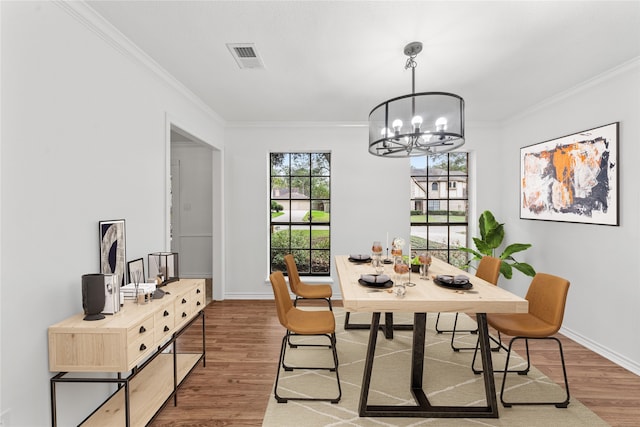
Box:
368 41 465 157
520 122 619 226
99 219 127 286
102 273 120 314
81 274 107 321
148 252 179 286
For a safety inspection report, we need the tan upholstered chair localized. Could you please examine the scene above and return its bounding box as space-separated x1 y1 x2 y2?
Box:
472 272 571 407
435 256 501 351
269 271 341 403
284 254 333 310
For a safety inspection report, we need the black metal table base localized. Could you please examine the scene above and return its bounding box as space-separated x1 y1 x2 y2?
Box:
344 312 413 339
358 312 499 418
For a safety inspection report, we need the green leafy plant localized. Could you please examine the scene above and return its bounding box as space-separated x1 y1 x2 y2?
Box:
460 210 535 279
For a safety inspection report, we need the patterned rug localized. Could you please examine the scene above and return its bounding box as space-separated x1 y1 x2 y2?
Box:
262 309 607 426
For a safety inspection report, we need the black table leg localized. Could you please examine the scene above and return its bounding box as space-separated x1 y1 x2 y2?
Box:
358 312 499 418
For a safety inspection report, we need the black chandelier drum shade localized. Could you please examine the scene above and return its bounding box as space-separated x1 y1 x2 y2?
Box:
368 91 465 157
368 41 465 158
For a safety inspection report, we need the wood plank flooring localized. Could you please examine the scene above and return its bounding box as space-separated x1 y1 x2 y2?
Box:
150 300 640 426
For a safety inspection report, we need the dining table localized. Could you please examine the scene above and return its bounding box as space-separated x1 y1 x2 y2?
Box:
335 254 529 418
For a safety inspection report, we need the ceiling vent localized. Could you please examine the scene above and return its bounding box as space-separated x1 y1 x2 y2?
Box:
226 43 265 69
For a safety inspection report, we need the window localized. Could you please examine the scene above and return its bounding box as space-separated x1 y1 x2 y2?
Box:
270 153 331 275
410 153 469 267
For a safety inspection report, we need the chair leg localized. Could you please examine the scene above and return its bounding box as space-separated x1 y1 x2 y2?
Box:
274 331 342 403
470 331 512 375
500 336 570 408
450 313 483 351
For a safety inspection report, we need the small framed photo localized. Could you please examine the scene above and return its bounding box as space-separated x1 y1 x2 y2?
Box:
520 122 619 226
127 258 145 285
99 219 127 286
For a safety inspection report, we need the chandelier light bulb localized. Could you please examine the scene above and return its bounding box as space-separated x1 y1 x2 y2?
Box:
411 115 423 131
392 119 403 132
435 117 448 132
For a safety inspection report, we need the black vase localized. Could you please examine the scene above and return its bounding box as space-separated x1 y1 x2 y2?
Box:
82 274 106 321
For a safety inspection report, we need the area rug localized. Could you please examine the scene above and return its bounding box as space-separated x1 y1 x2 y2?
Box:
262 309 607 426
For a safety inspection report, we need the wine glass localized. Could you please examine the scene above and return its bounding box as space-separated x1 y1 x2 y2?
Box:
372 241 383 256
371 255 385 275
418 252 432 280
393 258 410 297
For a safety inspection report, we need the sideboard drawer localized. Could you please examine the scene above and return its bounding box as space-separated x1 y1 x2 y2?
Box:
154 303 175 345
127 315 154 364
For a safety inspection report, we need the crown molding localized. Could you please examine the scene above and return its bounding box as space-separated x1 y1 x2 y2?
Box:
54 0 225 126
506 56 640 124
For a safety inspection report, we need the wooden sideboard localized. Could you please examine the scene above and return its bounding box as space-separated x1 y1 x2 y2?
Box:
48 278 207 427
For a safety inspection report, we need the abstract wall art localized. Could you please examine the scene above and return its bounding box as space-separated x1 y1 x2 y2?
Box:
520 123 619 225
99 219 127 286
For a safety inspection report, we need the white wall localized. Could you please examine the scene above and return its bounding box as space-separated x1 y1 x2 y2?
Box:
0 2 223 425
499 60 640 374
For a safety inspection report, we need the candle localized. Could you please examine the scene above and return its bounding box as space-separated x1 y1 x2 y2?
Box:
386 232 389 250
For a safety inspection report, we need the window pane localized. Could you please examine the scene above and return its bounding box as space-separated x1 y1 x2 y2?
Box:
292 249 310 273
312 153 330 176
449 152 468 173
449 200 468 223
311 225 330 249
428 200 448 223
291 153 310 176
271 226 289 248
271 153 289 175
270 249 287 272
290 177 310 198
290 226 311 249
450 225 467 248
271 200 290 223
309 201 330 223
311 250 330 273
311 177 330 199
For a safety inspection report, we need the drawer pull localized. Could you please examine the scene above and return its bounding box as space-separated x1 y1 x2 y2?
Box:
139 343 147 351
182 298 187 304
139 326 146 334
197 289 201 294
164 325 170 332
197 301 201 306
182 312 187 318
163 310 169 317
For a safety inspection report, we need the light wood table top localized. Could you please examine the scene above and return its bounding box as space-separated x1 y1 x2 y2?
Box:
336 255 528 314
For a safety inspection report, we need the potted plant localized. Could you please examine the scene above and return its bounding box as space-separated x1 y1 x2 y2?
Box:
460 210 535 279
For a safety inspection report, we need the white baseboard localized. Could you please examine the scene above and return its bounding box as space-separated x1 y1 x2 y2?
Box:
560 325 640 376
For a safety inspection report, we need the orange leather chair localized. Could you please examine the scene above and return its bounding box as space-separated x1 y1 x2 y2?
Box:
284 254 333 310
269 271 341 403
472 272 571 407
435 256 501 351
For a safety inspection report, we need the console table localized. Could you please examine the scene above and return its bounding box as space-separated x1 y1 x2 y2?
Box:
48 279 207 427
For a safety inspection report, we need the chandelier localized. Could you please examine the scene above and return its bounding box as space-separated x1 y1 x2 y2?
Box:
368 42 465 157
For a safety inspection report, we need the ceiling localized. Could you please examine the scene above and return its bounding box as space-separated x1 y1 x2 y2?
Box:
87 1 640 124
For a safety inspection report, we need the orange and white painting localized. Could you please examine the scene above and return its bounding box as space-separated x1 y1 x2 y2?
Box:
520 123 618 225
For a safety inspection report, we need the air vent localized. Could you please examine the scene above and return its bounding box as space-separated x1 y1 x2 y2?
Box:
226 43 265 69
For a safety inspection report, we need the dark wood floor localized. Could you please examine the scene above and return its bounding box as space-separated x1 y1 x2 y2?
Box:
150 300 640 426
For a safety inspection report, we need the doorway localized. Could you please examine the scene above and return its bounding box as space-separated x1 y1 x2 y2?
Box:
170 126 214 300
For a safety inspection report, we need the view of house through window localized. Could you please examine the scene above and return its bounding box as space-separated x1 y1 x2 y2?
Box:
270 152 331 275
410 152 469 267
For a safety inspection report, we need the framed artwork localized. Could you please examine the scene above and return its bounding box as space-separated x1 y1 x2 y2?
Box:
520 122 619 225
99 219 127 286
127 258 145 285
